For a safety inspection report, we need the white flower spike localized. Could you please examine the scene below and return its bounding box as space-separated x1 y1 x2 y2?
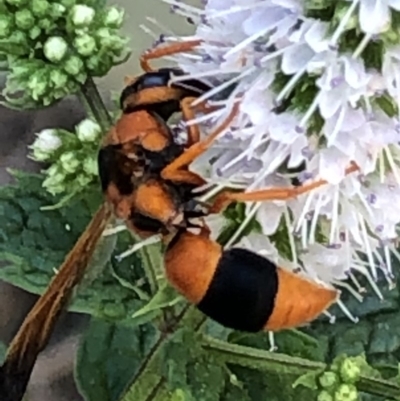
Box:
152 0 400 320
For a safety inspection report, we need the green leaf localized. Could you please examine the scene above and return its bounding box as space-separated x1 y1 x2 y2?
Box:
293 371 321 391
160 328 228 401
131 282 182 325
75 316 159 401
0 171 147 321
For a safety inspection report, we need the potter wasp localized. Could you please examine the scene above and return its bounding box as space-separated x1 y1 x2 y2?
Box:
0 39 359 401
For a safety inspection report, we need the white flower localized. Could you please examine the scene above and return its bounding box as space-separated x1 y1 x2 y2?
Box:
356 0 400 34
71 4 95 27
31 129 62 161
43 36 68 62
158 0 400 319
76 118 101 142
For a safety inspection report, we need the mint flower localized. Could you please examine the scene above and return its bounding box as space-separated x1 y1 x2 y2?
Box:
29 118 102 202
156 0 400 321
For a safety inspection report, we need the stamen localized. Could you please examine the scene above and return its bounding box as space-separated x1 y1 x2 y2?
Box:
352 34 372 58
333 280 363 302
268 331 277 352
225 202 260 247
336 299 359 323
330 0 360 45
358 213 377 279
329 186 339 244
115 235 161 261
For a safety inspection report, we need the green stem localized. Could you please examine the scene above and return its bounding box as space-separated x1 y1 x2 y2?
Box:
81 77 113 130
202 336 400 400
79 77 159 293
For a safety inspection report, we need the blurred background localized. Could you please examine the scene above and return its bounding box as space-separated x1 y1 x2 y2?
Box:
0 1 196 400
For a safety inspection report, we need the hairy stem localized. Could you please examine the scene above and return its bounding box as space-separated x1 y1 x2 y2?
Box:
202 336 400 400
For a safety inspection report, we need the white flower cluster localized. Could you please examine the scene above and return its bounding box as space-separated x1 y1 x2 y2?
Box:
156 0 400 318
30 118 101 200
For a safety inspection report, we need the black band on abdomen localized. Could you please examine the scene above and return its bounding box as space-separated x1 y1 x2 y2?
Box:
197 248 278 332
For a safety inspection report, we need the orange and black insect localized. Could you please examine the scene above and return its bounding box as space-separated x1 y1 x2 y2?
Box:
0 39 359 401
97 43 361 333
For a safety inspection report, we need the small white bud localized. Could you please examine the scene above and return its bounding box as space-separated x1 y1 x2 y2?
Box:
76 118 101 142
44 36 68 62
31 129 62 160
71 4 95 27
104 7 124 28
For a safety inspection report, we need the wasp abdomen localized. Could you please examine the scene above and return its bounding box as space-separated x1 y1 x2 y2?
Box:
197 248 278 332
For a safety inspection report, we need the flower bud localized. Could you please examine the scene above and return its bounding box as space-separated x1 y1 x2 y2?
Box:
339 359 361 384
29 26 41 40
103 6 124 28
96 28 126 53
70 4 95 27
49 3 66 19
317 390 333 401
63 55 84 76
0 15 13 38
31 129 62 161
86 54 112 76
32 0 50 17
34 129 62 152
74 33 96 56
83 156 98 176
60 151 80 173
43 165 66 194
44 36 68 62
28 71 49 100
334 384 358 401
15 9 35 30
50 69 68 89
38 18 53 31
318 371 339 390
76 118 101 142
9 30 28 46
76 173 92 187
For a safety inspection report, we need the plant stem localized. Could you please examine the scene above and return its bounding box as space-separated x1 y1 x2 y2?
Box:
81 77 113 130
202 336 400 400
79 77 159 291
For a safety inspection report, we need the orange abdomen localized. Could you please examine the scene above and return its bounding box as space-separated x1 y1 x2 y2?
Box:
165 231 338 332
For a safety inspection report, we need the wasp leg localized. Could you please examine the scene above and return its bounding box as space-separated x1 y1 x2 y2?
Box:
140 40 202 72
161 102 240 186
179 96 220 147
208 163 360 214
